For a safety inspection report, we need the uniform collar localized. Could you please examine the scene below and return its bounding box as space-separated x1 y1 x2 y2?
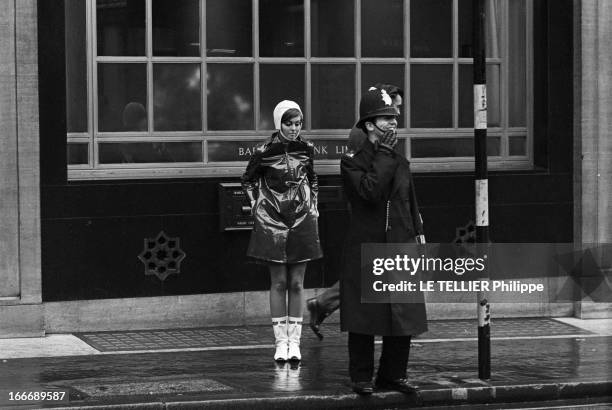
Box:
357 138 376 158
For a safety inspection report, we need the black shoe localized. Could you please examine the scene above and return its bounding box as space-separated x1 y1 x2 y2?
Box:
375 378 417 395
306 298 324 340
352 381 374 396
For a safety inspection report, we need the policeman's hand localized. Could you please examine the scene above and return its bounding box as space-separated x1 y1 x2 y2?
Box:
378 129 398 151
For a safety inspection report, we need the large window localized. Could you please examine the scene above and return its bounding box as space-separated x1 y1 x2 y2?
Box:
66 0 531 179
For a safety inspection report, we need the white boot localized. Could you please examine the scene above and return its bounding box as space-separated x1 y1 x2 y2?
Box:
272 317 288 362
287 316 303 362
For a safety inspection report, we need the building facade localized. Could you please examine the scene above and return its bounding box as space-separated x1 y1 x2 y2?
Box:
1 0 610 337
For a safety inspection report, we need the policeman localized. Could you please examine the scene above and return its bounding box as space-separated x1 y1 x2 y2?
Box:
306 84 408 340
339 87 427 395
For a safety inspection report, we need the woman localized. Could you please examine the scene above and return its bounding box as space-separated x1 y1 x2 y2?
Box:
242 100 323 362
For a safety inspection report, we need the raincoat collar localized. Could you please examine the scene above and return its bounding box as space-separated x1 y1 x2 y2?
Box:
273 131 302 144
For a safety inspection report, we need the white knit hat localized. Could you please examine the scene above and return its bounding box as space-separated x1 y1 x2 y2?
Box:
273 100 302 130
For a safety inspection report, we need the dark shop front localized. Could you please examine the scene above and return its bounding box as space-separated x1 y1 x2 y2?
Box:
3 0 588 336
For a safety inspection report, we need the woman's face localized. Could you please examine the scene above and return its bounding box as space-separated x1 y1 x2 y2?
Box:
280 115 303 140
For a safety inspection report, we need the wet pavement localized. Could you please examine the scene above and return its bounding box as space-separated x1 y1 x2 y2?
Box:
72 318 593 353
0 318 610 409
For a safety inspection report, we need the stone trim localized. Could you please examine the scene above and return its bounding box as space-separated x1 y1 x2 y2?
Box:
41 291 573 334
0 0 42 336
574 0 612 318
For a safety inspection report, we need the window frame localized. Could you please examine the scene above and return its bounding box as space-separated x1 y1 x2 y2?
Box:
67 0 533 180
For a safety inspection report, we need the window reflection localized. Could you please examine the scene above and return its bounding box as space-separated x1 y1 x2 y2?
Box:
260 64 304 130
260 0 304 57
411 137 500 158
98 64 147 132
99 142 202 163
154 64 201 131
66 0 87 133
311 65 355 129
207 64 254 130
362 0 403 57
509 136 526 156
74 0 530 171
67 143 88 165
207 0 252 56
153 0 200 56
311 0 354 57
121 102 147 131
411 65 452 128
458 0 502 58
411 0 452 58
508 0 526 127
96 0 145 56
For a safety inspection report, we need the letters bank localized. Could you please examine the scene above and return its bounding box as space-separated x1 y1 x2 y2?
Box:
238 143 349 159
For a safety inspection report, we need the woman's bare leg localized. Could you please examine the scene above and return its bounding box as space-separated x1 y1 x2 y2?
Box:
287 262 307 318
269 264 288 317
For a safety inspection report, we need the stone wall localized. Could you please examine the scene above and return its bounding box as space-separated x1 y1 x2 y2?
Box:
574 0 612 317
0 0 43 336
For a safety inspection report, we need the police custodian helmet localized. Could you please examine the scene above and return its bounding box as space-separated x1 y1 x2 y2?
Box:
356 87 400 128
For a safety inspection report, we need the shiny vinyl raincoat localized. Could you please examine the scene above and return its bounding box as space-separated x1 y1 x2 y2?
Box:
340 139 428 336
241 132 323 264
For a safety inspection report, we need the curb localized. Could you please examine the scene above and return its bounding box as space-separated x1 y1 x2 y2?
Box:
49 380 612 409
421 380 611 406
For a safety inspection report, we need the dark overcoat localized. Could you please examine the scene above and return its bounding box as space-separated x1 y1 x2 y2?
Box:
340 139 428 336
241 132 323 264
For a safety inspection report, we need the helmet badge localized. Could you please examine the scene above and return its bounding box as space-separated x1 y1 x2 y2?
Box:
381 90 393 106
368 86 392 106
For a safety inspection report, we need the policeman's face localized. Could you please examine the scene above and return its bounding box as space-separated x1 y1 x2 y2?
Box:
280 115 303 140
373 115 398 132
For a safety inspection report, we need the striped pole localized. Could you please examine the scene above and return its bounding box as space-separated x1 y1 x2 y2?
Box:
473 0 491 380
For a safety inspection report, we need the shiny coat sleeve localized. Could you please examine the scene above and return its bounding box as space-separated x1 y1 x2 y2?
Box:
241 146 264 203
305 142 318 193
340 149 398 203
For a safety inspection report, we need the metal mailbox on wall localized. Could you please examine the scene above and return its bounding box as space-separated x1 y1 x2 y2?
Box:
218 183 254 231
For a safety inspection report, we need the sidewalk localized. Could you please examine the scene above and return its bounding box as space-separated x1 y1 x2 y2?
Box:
0 317 610 409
